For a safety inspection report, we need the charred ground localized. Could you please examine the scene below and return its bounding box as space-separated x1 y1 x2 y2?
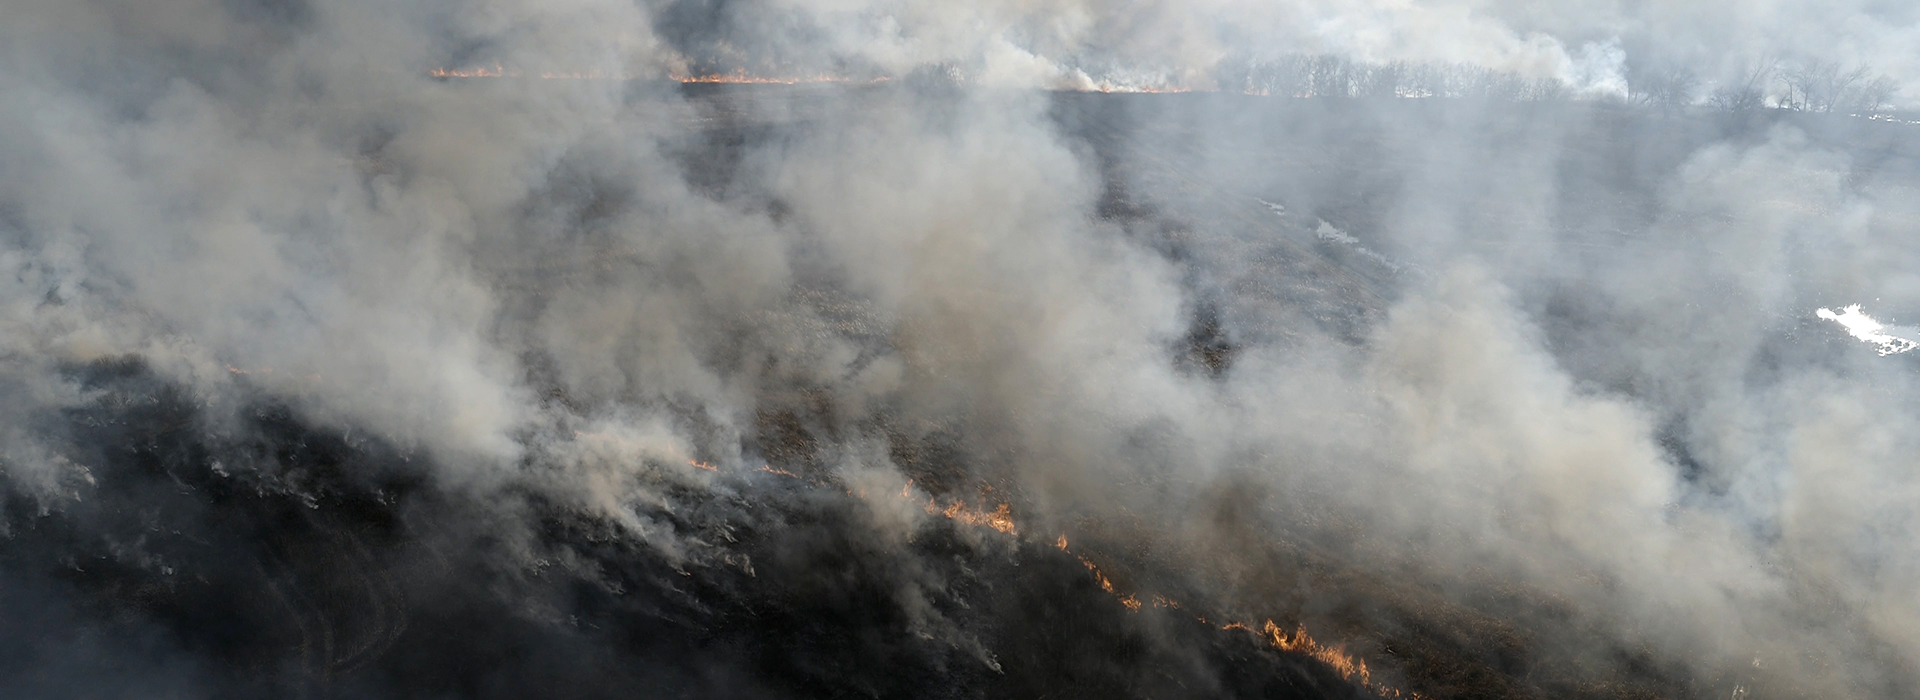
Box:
5 87 1918 699
2 357 1396 700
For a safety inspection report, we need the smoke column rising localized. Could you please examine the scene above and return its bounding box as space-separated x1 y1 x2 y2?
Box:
4 0 1920 698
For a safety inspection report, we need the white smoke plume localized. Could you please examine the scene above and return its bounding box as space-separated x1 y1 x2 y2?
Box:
4 0 1920 698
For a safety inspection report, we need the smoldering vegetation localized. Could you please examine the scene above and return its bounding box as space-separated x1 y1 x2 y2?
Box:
0 356 1391 699
8 1 1920 699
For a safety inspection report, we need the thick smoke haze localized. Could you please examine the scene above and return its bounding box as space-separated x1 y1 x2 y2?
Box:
4 0 1920 698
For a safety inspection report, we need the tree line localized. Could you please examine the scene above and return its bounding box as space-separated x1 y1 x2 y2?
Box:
1679 54 1899 114
1226 55 1569 101
1216 54 1899 114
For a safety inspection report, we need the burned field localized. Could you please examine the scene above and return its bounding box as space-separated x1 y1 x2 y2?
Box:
10 81 1917 700
2 355 1408 700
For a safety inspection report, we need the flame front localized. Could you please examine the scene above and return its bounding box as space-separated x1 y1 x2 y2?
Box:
1056 537 1424 699
692 462 1418 698
1264 620 1374 690
927 499 1017 535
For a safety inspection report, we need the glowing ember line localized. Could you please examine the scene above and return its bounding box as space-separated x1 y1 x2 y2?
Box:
925 498 1017 534
1056 536 1425 699
1817 304 1920 356
1077 555 1118 594
1264 621 1368 688
817 474 1417 696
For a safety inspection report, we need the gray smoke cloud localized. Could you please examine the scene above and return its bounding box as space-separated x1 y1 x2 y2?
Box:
5 0 1920 698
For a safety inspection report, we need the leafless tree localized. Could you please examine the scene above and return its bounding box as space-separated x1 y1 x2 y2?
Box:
1235 55 1304 96
1401 62 1445 98
1361 61 1407 99
1232 55 1599 104
1823 65 1872 112
1781 60 1870 112
1775 60 1897 114
1438 64 1494 98
1306 55 1356 97
1487 71 1529 101
1841 75 1898 114
1627 63 1698 111
1526 77 1570 102
1710 54 1778 112
1657 67 1699 109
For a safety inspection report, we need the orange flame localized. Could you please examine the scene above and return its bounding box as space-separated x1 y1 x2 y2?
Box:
1055 537 1424 699
927 499 1017 535
660 453 1417 695
1077 555 1118 594
663 455 1420 698
1263 620 1371 687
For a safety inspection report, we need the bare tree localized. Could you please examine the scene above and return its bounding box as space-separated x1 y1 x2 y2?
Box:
1625 58 1669 105
1824 65 1872 112
1778 60 1897 114
1234 55 1632 105
1526 77 1570 102
1487 71 1528 101
1237 55 1309 96
1657 67 1700 109
1440 63 1496 98
1402 62 1444 98
1710 54 1778 112
1841 75 1898 114
1361 61 1407 99
1307 55 1356 97
1628 63 1699 111
1780 60 1870 112
1781 60 1826 110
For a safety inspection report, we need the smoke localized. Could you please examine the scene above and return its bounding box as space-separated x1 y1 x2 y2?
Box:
5 0 1920 698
